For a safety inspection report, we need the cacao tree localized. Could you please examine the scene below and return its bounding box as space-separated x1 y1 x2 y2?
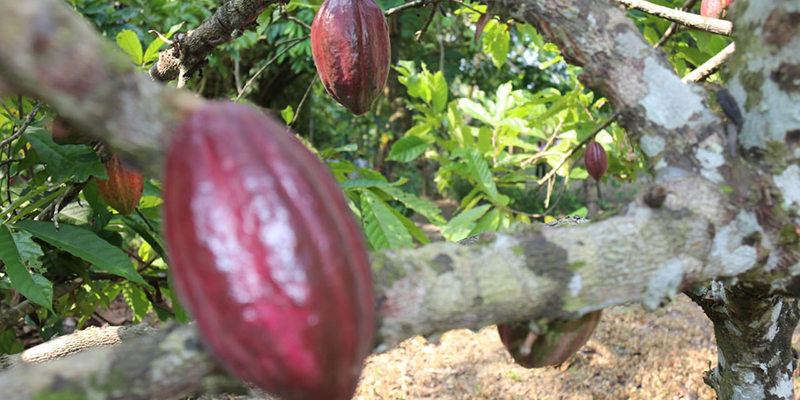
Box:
0 0 798 399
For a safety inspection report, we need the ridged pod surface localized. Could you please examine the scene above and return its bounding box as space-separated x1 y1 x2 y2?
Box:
311 0 390 116
164 102 375 400
584 141 608 182
95 154 144 215
497 311 602 368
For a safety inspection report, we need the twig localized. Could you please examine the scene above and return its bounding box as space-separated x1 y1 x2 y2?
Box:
616 0 732 36
288 75 318 129
0 103 41 149
385 0 428 17
498 173 570 219
134 207 156 232
0 279 83 333
681 42 736 83
654 0 699 48
235 35 309 102
449 0 481 14
283 14 311 31
537 113 619 186
416 0 441 42
0 158 22 168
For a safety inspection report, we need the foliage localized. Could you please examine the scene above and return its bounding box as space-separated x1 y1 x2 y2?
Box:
0 0 730 355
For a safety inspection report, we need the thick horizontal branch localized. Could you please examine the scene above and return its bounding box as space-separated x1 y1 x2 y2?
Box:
616 0 732 36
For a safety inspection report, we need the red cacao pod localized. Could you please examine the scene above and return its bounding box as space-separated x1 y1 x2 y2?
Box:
311 0 390 116
95 154 144 215
164 102 375 400
584 141 608 181
497 311 602 368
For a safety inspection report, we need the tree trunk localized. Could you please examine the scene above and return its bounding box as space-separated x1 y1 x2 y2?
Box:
688 283 800 400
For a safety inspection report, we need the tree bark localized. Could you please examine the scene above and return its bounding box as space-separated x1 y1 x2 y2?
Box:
688 283 800 400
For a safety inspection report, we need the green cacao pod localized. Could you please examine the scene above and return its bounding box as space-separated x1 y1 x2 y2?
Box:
311 0 390 116
164 102 375 400
584 141 608 182
95 154 144 215
497 311 602 368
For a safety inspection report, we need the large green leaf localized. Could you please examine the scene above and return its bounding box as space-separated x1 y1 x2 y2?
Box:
360 190 413 250
441 204 492 242
431 71 448 114
375 185 445 225
122 282 151 323
15 221 149 287
0 225 52 311
483 21 510 69
465 148 501 203
388 135 434 162
26 129 105 183
116 30 143 65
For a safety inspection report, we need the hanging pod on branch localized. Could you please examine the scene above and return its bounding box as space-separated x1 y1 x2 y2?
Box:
311 0 391 116
163 101 376 400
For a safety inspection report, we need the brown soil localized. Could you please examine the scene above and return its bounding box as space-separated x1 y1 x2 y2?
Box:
356 295 719 400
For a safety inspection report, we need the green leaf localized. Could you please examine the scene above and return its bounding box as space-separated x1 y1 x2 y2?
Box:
431 71 448 114
143 22 184 64
15 221 149 287
458 99 494 125
446 102 469 147
122 282 151 323
382 196 430 245
26 129 105 183
374 185 445 225
467 208 501 237
281 105 295 125
116 30 143 66
388 135 434 162
360 190 413 250
0 225 52 311
441 204 492 242
465 148 500 203
483 21 510 69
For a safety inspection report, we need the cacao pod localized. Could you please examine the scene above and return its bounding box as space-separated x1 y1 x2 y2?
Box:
95 154 144 215
164 102 375 400
701 0 734 19
47 117 92 145
584 141 608 181
497 311 602 368
311 0 390 116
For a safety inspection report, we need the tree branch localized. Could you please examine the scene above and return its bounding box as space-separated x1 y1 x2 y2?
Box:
615 0 732 36
681 42 736 83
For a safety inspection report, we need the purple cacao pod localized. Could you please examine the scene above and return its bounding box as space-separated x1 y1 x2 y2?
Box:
164 101 375 400
310 0 391 116
584 141 608 181
497 311 602 368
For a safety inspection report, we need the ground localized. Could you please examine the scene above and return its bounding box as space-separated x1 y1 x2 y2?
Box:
356 295 719 400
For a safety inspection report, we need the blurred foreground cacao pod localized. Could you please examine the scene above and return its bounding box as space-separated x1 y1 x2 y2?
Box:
95 154 144 215
701 0 733 18
311 0 390 116
584 141 608 181
164 102 375 400
497 311 602 368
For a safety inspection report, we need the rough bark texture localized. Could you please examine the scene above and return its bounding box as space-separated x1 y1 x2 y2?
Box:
0 0 798 399
688 283 800 400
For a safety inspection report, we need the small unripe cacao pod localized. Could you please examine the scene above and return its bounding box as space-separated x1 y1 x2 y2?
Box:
95 154 144 215
164 102 375 400
311 0 391 116
497 311 602 368
584 141 608 181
